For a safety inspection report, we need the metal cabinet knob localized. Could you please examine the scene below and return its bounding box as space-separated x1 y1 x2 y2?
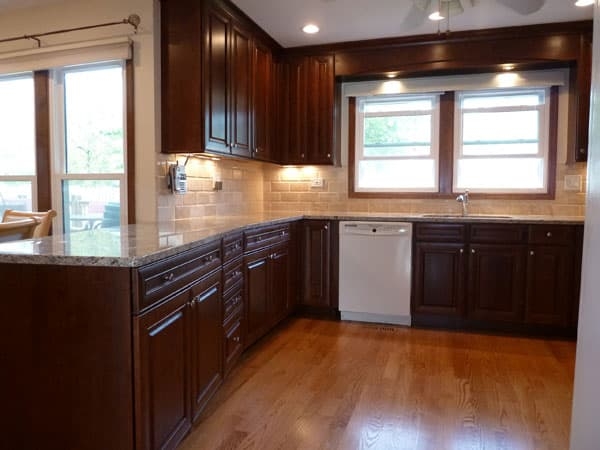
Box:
233 336 240 343
162 273 174 282
530 250 535 256
459 248 464 254
546 232 552 238
324 224 328 230
471 249 476 254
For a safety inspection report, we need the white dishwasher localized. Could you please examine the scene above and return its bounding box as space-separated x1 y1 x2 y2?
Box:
339 221 412 326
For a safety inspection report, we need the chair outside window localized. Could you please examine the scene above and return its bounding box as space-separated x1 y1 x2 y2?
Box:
1 209 57 238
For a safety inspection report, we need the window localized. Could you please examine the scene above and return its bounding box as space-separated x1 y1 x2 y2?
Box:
347 71 560 198
0 73 36 216
353 94 440 192
53 63 127 233
454 88 550 193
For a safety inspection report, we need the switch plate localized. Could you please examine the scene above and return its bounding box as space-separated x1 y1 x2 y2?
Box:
311 178 324 188
564 175 582 192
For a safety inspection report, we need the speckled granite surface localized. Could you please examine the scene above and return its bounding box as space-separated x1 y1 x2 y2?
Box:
0 212 584 267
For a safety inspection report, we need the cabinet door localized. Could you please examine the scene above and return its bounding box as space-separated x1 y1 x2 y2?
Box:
301 220 331 308
525 245 573 326
269 241 291 325
230 22 252 158
413 242 466 317
306 55 334 164
223 312 243 376
244 247 270 348
204 4 231 154
285 58 308 164
252 41 273 161
189 271 223 421
135 290 191 450
468 244 526 322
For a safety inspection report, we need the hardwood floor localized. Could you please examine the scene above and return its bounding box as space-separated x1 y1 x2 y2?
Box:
180 318 575 450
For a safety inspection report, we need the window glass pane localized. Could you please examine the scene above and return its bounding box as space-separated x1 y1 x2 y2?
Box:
0 181 33 216
364 114 431 157
65 66 124 174
455 158 544 190
357 159 436 190
62 180 121 233
0 75 36 175
462 110 539 149
462 92 543 109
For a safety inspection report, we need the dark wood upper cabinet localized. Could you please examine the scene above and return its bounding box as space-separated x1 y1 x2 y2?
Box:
252 41 274 161
203 2 252 157
278 55 335 165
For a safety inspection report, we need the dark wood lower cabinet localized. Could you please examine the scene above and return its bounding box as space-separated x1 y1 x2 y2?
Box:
135 290 192 450
468 243 526 323
190 271 223 420
299 220 334 315
412 222 582 336
413 242 465 317
244 247 270 347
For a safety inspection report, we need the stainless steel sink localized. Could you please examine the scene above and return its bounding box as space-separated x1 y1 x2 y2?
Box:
420 213 512 219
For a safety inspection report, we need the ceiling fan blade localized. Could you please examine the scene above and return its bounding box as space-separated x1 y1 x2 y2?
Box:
402 4 428 30
496 0 545 15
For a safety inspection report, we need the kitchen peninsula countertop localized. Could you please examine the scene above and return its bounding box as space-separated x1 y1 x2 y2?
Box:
0 212 585 267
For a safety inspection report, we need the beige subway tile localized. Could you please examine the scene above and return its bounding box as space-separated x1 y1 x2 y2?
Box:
271 182 291 192
280 192 300 202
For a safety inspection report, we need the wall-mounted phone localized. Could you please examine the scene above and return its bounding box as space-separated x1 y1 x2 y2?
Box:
168 161 188 194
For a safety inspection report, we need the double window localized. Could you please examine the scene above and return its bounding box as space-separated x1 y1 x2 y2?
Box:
0 62 129 233
349 73 558 198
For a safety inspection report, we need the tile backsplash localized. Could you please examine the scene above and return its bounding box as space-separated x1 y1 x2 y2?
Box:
156 154 264 223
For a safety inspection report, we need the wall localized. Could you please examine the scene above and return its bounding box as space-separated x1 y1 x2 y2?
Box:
570 2 600 448
156 154 264 226
263 81 587 217
0 0 158 223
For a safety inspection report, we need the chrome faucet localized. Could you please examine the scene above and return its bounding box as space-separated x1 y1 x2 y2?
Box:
456 190 469 216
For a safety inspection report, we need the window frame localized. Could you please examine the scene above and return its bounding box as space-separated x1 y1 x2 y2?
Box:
348 83 558 200
353 93 441 193
453 87 551 194
50 61 129 235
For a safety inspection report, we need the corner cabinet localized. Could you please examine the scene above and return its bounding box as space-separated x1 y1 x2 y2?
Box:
412 222 583 336
277 55 335 165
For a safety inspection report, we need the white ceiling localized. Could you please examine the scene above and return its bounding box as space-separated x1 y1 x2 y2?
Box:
231 0 594 48
0 0 593 48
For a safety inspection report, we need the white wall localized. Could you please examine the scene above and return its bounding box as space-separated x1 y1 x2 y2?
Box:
0 0 158 222
570 2 600 449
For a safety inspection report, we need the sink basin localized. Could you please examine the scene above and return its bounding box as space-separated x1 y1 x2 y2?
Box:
420 213 513 219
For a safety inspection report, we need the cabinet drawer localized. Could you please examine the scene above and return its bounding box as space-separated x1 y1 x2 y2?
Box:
415 223 466 242
529 224 575 245
223 232 243 263
223 283 243 322
136 240 221 313
244 223 290 252
470 224 527 244
223 312 243 375
223 258 243 294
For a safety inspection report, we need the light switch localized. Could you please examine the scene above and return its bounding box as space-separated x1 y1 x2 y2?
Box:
564 175 582 192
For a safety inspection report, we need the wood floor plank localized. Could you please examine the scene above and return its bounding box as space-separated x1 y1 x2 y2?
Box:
179 319 575 450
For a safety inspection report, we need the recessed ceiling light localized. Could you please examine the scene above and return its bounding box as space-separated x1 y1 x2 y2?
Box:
575 0 594 6
428 11 445 21
302 24 320 34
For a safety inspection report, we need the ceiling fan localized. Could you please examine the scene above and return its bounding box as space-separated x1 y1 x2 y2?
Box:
403 0 546 29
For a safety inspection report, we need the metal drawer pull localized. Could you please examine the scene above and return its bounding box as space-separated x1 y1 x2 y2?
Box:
162 273 174 282
546 232 553 238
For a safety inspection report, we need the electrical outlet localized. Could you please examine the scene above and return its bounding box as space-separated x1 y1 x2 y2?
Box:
311 178 324 188
564 175 582 192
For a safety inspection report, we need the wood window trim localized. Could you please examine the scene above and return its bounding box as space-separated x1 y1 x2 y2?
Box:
348 86 558 200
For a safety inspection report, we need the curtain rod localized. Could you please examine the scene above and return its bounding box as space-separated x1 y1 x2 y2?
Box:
0 14 141 48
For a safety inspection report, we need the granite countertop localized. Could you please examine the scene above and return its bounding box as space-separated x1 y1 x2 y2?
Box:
0 212 584 267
